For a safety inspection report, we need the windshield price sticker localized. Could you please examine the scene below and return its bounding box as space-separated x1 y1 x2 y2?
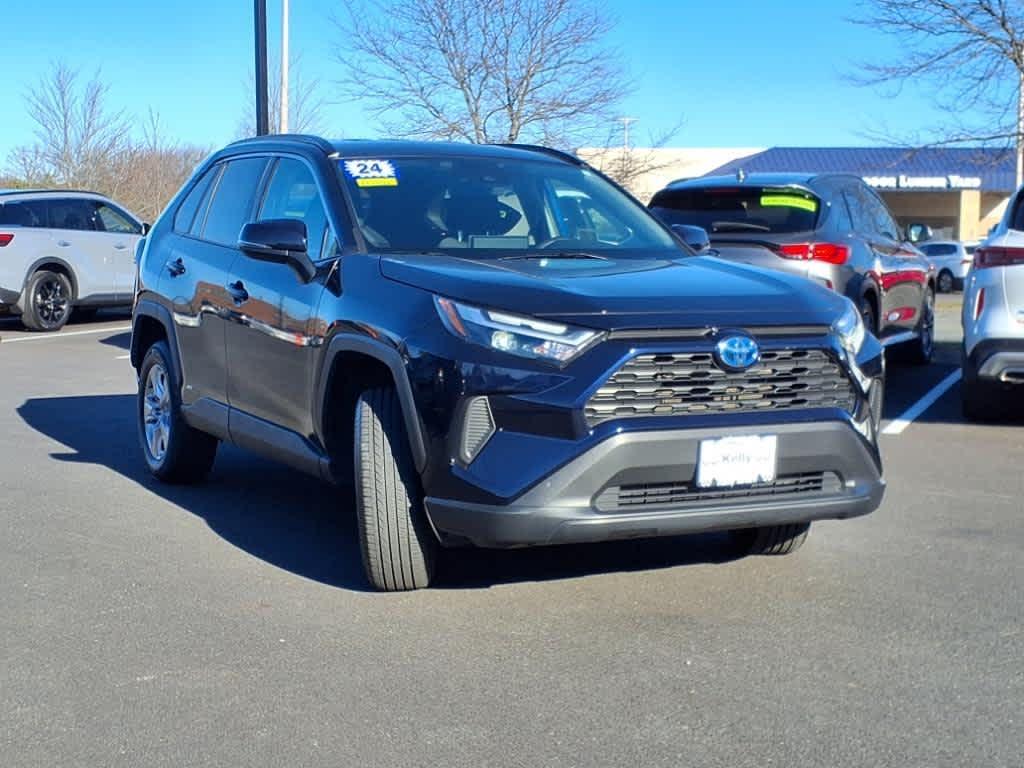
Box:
343 159 398 187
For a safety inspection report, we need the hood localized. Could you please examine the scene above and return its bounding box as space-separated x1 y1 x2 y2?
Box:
379 252 847 331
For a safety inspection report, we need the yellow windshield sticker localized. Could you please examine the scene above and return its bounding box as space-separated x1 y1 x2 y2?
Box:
760 195 817 212
355 177 398 188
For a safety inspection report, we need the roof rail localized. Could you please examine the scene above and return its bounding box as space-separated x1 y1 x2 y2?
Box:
495 143 584 165
0 188 105 198
226 134 335 154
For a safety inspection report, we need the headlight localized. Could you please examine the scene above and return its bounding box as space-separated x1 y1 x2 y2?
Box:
434 297 602 364
832 299 866 356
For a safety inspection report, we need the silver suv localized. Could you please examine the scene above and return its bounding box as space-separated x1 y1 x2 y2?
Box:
0 189 146 331
962 188 1024 419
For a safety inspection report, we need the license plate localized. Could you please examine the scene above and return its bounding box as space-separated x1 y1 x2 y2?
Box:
697 435 777 489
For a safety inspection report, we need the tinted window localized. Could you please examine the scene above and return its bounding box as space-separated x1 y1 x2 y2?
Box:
47 198 98 231
340 156 676 254
921 243 957 257
258 158 330 261
201 157 268 246
174 167 218 234
860 187 900 240
0 200 46 227
650 186 820 235
93 202 140 234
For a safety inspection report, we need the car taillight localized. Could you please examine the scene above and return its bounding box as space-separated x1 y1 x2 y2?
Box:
0 233 13 247
778 242 849 265
973 246 1024 269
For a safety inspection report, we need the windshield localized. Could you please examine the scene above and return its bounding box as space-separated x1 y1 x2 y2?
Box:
650 186 821 235
338 155 678 255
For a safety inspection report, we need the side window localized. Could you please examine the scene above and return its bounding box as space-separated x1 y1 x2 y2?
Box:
47 198 99 231
201 157 269 246
174 167 218 234
862 187 900 241
93 202 141 234
0 201 45 227
842 188 872 235
258 158 330 261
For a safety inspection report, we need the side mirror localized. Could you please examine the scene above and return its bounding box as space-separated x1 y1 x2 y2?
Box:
905 223 933 244
140 222 151 236
238 219 316 282
671 223 711 252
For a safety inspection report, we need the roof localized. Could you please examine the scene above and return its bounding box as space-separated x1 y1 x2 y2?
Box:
225 135 575 164
664 172 818 191
705 147 1016 193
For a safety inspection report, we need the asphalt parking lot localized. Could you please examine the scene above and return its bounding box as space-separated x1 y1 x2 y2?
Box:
1 296 1021 767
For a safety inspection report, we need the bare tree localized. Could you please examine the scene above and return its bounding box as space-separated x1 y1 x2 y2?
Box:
7 61 210 220
588 117 685 193
238 55 329 137
331 0 628 147
11 62 132 190
852 0 1024 183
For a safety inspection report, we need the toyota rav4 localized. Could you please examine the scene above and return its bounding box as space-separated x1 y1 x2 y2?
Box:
131 136 886 591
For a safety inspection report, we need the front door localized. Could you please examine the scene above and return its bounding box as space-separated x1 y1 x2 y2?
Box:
224 156 331 440
90 200 144 298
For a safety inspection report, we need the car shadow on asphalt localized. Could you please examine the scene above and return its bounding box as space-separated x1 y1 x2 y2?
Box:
17 394 745 593
98 331 131 350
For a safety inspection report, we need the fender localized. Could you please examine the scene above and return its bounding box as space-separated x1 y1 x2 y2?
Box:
131 298 184 392
16 256 80 312
315 334 428 473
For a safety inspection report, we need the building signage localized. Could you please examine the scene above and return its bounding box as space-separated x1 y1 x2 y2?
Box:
863 174 982 191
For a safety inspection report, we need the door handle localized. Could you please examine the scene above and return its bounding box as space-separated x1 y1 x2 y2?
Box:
227 280 249 304
57 240 70 247
166 258 186 277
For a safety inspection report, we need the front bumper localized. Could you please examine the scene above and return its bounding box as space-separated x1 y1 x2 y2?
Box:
425 420 884 548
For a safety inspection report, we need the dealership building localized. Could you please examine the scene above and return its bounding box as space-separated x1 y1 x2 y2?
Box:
579 146 1016 241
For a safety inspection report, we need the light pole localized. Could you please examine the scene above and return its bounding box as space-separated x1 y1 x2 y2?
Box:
254 0 270 136
280 0 290 133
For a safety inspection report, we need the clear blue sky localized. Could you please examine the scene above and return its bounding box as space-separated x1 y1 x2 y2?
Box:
0 0 946 162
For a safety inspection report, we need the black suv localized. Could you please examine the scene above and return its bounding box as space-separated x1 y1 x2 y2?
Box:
132 136 886 591
649 173 936 363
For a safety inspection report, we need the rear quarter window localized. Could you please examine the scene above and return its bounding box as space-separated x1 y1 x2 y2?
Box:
649 187 820 235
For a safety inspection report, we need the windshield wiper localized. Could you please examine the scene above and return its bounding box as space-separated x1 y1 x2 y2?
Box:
711 221 772 233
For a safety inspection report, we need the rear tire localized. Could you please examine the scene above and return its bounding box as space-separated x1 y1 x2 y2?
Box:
961 352 1004 422
733 522 810 556
138 341 218 483
354 387 436 591
859 295 878 337
904 289 935 365
937 270 954 294
22 270 73 332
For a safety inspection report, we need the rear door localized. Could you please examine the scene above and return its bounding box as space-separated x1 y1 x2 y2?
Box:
43 197 117 298
167 156 269 409
224 156 330 438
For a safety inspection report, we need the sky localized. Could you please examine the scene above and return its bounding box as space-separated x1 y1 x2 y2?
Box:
0 0 950 163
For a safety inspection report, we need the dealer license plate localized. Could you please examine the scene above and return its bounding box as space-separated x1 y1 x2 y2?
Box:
697 435 778 489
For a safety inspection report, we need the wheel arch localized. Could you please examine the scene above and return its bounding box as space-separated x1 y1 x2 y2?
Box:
316 335 428 475
131 299 183 390
20 256 80 305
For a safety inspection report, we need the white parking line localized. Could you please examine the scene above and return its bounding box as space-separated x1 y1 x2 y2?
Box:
0 325 131 344
881 369 963 436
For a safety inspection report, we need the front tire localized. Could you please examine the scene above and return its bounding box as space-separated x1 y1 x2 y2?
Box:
354 387 436 591
22 270 73 332
138 341 218 483
732 522 810 556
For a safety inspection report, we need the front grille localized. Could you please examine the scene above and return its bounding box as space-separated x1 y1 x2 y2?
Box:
595 472 843 512
585 349 856 426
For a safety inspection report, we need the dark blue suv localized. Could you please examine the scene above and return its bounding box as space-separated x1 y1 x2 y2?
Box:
132 136 885 590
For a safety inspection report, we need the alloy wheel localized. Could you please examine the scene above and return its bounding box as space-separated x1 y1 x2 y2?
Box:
143 362 172 463
34 276 70 328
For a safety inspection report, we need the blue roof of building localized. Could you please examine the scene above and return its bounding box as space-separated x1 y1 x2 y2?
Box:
706 147 1016 193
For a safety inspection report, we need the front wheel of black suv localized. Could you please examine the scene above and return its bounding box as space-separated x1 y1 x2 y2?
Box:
732 522 810 556
138 341 218 483
354 387 437 591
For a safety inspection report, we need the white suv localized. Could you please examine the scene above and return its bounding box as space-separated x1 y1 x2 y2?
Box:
0 190 146 331
962 188 1024 419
